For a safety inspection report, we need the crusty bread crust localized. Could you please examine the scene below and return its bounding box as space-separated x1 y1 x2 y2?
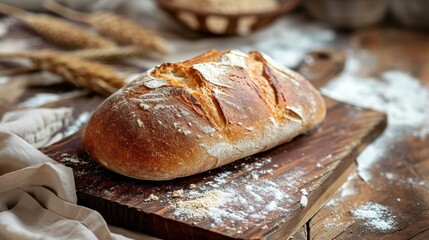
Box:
82 50 326 180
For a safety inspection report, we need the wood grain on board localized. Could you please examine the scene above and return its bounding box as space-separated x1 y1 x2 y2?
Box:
42 96 386 239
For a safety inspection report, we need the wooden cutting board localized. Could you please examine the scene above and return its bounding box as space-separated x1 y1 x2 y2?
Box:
0 17 385 239
42 95 386 239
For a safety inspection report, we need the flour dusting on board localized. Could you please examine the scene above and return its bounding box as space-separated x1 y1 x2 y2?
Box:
170 157 304 231
322 50 429 181
174 189 235 221
58 153 91 176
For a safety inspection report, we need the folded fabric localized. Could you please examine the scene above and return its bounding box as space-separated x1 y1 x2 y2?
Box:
0 131 130 240
0 108 73 149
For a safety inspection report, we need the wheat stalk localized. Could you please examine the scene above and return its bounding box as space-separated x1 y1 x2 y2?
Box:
44 0 168 55
0 46 147 78
0 51 126 96
0 3 116 49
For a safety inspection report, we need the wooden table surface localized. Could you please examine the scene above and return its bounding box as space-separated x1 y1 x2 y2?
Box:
303 27 429 239
1 12 428 239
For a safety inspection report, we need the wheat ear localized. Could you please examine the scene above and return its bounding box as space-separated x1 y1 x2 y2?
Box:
0 51 126 96
0 46 147 77
44 0 168 55
0 3 116 49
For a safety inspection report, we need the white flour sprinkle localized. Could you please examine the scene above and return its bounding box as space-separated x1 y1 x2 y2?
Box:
59 153 80 164
413 124 429 140
382 172 427 189
57 154 91 177
18 91 86 108
383 172 396 181
340 173 358 197
19 93 62 107
326 173 359 207
174 189 235 221
300 188 309 208
322 51 429 181
172 189 184 198
322 69 429 126
266 201 279 211
137 119 144 128
58 153 88 166
300 195 308 208
352 202 397 232
63 112 91 137
240 17 335 68
0 76 10 85
144 194 159 202
171 157 301 229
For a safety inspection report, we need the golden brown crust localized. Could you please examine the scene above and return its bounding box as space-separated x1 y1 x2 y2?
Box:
82 50 326 180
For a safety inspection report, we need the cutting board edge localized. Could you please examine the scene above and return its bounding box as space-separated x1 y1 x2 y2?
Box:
265 111 387 239
77 191 242 240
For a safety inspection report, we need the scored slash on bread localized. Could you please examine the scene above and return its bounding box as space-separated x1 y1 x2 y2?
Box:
82 50 326 180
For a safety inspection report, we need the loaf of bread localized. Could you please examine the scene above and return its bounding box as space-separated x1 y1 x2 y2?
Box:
82 50 326 180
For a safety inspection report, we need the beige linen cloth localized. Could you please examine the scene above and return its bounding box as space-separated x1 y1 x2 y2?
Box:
0 108 131 240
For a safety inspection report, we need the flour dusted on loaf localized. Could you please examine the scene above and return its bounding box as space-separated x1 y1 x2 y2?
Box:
82 49 326 180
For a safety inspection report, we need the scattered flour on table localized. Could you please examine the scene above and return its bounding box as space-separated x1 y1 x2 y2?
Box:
240 16 336 68
321 50 429 181
63 111 91 137
0 76 10 85
18 93 63 107
18 91 86 108
326 173 359 207
352 202 397 232
382 172 427 189
316 153 333 168
340 173 359 197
